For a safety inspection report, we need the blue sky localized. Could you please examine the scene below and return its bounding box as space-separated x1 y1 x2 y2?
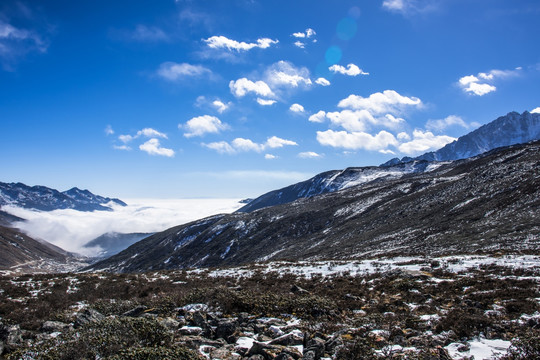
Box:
1 0 539 199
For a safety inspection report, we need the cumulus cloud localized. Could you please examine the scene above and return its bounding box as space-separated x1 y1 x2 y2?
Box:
229 78 274 97
458 68 521 96
289 103 305 113
5 199 243 256
309 110 327 123
265 154 277 160
204 136 297 154
338 90 422 114
317 130 398 151
292 28 316 38
325 109 405 132
157 62 212 81
182 115 229 138
294 41 305 49
426 115 478 131
298 151 322 159
397 130 456 155
329 63 369 76
532 107 540 114
212 100 230 113
315 77 331 86
139 138 175 157
382 0 438 15
265 61 312 88
257 98 277 106
113 145 131 151
204 35 278 51
118 128 168 143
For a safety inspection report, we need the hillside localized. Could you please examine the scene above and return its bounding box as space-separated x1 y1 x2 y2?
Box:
88 140 540 273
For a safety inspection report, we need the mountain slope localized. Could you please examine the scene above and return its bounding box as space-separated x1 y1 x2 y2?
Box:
384 110 540 165
0 182 126 212
83 232 153 258
238 161 432 212
240 111 540 213
88 141 540 273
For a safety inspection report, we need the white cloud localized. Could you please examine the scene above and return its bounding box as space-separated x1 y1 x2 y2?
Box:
265 154 277 160
309 110 327 123
382 0 438 15
292 28 316 38
382 0 405 10
338 90 422 114
212 100 230 113
229 78 274 97
139 138 175 157
426 115 473 131
265 61 312 88
317 130 398 151
397 130 456 155
131 25 168 42
204 35 278 51
0 19 47 69
289 103 305 113
137 128 168 139
105 125 114 136
531 107 540 114
182 115 229 138
113 145 131 151
298 151 322 159
458 68 521 96
118 127 167 144
204 136 297 154
329 63 369 76
397 132 411 141
315 77 331 86
294 41 305 48
5 199 242 256
157 62 211 81
325 109 404 132
256 98 277 106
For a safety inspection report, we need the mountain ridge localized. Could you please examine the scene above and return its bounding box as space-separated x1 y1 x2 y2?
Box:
88 140 540 273
0 182 126 212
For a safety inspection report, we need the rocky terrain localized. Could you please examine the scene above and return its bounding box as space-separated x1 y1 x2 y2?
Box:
1 256 539 359
88 140 540 273
0 182 126 212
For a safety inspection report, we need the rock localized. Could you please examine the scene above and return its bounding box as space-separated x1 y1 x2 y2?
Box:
42 320 70 333
247 341 283 359
178 326 203 336
248 355 265 360
210 346 242 359
216 320 238 341
74 308 104 327
269 330 304 346
268 325 284 337
191 311 208 328
159 317 180 331
275 353 294 360
290 284 309 294
303 350 317 360
305 337 325 359
122 305 147 317
177 335 225 349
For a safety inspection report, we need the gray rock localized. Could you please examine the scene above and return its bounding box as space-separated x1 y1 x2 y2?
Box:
216 320 238 342
42 320 70 333
75 308 105 327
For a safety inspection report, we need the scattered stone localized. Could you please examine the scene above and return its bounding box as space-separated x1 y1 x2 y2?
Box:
178 325 203 336
159 317 179 331
122 305 147 317
41 320 70 333
74 308 105 327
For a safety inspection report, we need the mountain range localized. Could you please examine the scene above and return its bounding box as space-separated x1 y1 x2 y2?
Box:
0 183 126 212
241 111 540 213
88 139 540 272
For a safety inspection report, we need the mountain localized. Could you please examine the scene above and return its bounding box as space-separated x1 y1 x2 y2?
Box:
83 232 153 259
0 225 88 273
0 182 126 212
383 110 540 165
240 111 540 213
87 140 540 273
238 161 432 212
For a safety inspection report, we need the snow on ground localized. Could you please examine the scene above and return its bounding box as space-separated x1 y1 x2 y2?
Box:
446 337 511 360
193 255 540 279
5 198 243 256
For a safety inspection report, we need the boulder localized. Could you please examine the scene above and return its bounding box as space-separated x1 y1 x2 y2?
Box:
74 308 104 327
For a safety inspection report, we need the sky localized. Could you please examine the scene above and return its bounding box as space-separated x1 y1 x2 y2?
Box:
1 0 540 199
